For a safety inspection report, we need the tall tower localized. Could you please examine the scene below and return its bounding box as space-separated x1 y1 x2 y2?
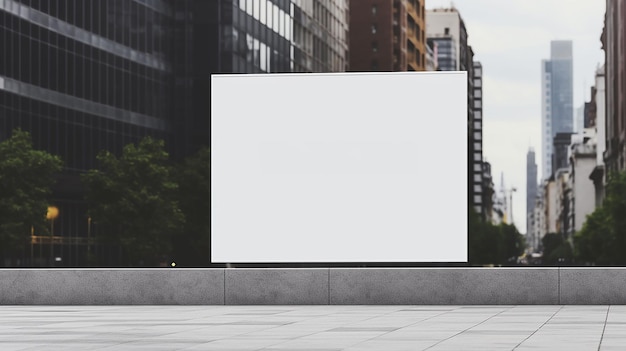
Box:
541 40 573 180
526 148 538 234
426 7 481 216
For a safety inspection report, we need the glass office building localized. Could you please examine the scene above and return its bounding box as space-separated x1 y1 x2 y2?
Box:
541 40 573 180
0 0 177 265
0 0 349 266
219 0 348 73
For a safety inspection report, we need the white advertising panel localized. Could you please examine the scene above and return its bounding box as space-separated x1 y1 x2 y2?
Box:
211 72 468 263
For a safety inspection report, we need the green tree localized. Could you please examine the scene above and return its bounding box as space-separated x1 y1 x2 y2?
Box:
574 207 613 265
501 223 526 264
542 233 573 265
603 171 626 264
0 129 62 265
468 209 526 266
81 137 184 266
575 171 626 265
172 147 210 266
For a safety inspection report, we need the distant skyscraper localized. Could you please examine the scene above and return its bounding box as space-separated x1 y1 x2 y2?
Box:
526 148 537 234
541 40 573 180
426 7 482 217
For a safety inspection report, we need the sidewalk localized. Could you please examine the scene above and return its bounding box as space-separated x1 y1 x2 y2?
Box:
0 305 621 350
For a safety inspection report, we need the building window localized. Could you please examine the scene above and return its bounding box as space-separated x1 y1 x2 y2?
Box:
372 42 378 52
371 60 378 70
372 24 377 34
444 27 450 35
372 5 377 15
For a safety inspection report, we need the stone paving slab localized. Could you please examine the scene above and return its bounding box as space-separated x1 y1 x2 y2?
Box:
0 305 621 350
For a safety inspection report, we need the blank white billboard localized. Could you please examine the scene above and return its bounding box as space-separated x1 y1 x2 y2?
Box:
211 72 467 263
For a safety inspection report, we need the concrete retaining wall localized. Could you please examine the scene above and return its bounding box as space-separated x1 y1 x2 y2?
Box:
0 268 622 305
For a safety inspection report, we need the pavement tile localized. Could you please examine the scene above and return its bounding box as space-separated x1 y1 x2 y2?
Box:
0 305 623 350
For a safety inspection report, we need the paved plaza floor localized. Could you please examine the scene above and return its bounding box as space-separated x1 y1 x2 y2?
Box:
0 305 623 350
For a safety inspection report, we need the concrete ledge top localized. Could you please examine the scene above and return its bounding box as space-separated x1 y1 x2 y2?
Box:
0 267 623 305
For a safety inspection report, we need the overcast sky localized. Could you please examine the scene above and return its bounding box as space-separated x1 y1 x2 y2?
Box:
425 0 606 234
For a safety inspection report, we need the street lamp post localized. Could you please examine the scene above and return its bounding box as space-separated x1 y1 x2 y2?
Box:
87 216 92 265
47 206 59 267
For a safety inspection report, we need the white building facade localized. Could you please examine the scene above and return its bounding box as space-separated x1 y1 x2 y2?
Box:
569 135 597 237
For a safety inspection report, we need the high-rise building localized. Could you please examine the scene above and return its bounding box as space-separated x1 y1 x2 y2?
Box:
602 0 626 177
349 0 425 71
0 0 179 266
526 148 537 234
221 0 349 73
426 7 481 217
0 0 349 266
541 40 574 180
426 7 472 72
472 61 485 218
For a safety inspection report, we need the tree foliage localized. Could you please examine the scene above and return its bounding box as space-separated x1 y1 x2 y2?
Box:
574 171 626 265
172 146 210 266
542 233 573 265
0 129 62 261
468 209 526 266
81 137 184 266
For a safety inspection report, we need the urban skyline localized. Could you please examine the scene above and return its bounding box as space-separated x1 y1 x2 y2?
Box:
427 0 606 234
0 0 618 266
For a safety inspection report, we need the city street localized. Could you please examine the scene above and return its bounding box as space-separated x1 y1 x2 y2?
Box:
0 305 622 350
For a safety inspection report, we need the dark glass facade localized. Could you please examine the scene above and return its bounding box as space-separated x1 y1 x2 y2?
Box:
0 0 349 266
0 0 176 266
213 0 348 74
